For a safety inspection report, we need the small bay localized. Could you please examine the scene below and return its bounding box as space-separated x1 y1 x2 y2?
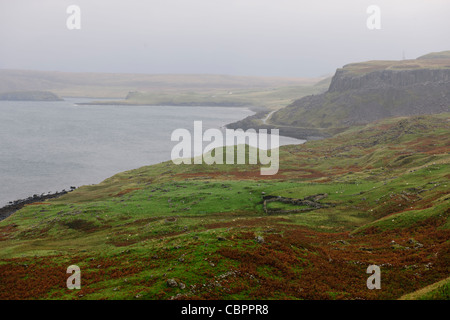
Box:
0 98 304 206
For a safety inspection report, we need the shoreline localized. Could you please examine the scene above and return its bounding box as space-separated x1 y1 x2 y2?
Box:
0 104 287 222
0 188 76 222
75 101 267 114
225 109 334 140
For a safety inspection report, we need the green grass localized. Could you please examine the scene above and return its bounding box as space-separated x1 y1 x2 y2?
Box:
0 113 448 300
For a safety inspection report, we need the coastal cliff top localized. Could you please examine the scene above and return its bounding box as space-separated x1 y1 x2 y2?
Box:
339 51 450 76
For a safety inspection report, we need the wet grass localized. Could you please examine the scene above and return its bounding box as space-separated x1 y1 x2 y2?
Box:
0 113 448 300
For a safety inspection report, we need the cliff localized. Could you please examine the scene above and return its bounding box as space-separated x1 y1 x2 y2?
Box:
328 67 450 92
269 51 450 132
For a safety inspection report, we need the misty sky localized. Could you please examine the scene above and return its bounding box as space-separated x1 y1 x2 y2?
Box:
0 0 449 77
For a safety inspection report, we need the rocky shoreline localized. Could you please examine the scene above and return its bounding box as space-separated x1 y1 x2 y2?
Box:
0 188 76 222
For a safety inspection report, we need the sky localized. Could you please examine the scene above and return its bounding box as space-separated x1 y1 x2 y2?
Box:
0 0 449 77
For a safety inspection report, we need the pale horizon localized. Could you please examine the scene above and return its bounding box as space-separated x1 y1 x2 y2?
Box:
1 0 449 77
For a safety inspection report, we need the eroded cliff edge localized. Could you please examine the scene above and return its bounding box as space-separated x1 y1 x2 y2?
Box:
228 51 450 139
271 54 450 130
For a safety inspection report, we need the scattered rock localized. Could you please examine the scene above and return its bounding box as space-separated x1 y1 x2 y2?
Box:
407 238 424 249
167 279 178 288
255 236 265 244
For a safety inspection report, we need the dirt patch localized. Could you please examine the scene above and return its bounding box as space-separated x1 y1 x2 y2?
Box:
177 168 327 181
114 188 141 197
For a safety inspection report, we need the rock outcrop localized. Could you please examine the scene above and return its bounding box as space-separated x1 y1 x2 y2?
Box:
269 51 450 134
328 68 450 92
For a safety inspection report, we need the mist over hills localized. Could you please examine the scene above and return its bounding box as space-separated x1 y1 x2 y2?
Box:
0 69 320 99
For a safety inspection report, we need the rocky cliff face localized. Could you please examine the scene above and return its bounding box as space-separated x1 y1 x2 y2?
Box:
328 68 450 92
269 53 450 133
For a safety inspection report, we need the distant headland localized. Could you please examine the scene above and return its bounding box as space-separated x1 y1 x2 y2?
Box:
0 91 63 101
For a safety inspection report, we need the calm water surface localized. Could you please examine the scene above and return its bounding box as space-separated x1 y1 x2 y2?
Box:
0 98 304 206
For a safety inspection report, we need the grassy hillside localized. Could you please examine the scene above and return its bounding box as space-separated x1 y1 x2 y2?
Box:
399 277 450 300
0 113 448 300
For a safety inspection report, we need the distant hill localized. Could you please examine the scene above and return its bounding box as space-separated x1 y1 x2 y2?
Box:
77 82 329 110
0 91 63 101
417 51 450 60
0 69 321 99
265 51 450 137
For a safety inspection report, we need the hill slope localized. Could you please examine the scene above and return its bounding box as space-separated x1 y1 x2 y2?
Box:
0 113 448 300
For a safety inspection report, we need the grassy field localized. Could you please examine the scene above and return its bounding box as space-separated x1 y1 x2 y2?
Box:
0 113 448 300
